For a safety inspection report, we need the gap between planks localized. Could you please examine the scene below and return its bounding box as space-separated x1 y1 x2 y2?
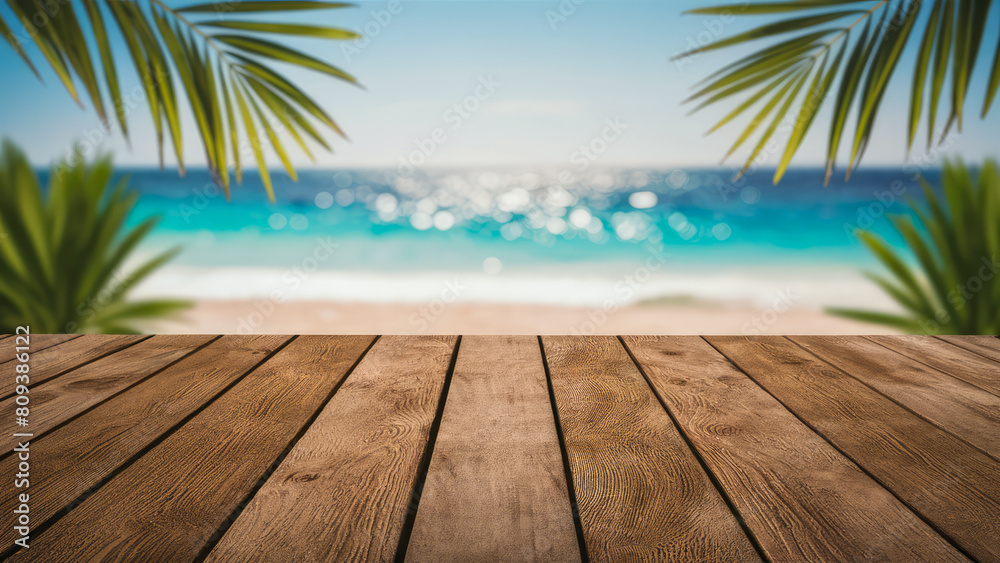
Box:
622 336 966 562
403 336 580 562
706 336 998 561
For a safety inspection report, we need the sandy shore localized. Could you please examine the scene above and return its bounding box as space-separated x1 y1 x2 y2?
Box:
149 300 900 335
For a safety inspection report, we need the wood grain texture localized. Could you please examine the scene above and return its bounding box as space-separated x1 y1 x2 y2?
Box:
205 335 456 563
708 336 1000 561
0 334 144 399
0 335 214 449
0 334 81 366
622 336 966 563
405 336 580 562
8 335 375 563
792 336 1000 459
868 335 1000 397
938 335 1000 364
0 335 292 554
543 336 758 562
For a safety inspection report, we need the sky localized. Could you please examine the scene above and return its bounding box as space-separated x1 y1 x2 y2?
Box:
1 0 998 171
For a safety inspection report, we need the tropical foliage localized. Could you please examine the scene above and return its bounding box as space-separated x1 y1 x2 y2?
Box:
0 0 360 201
680 1 1000 185
0 140 189 333
829 159 1000 334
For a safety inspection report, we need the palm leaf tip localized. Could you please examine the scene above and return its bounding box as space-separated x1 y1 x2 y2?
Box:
3 0 361 198
683 0 1000 184
830 159 1000 334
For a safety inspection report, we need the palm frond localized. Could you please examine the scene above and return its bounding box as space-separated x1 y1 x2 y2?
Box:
1 0 360 201
679 0 1000 185
0 140 190 334
829 159 1000 334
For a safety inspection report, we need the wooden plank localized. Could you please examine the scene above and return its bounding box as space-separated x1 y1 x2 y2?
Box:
7 335 375 562
0 334 144 399
792 336 1000 459
868 335 1000 397
622 336 966 562
405 336 580 562
205 335 456 562
938 335 1000 364
542 335 758 562
0 335 292 554
0 334 81 365
0 335 215 448
708 336 1000 561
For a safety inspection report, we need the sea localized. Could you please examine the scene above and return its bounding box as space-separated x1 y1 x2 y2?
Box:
94 165 939 310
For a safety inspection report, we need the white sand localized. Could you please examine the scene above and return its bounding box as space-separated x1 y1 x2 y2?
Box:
148 300 900 335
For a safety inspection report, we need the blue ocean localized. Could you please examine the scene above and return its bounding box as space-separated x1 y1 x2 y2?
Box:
92 165 940 309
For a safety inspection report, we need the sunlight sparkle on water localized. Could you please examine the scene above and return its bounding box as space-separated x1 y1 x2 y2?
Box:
314 191 334 209
268 213 287 230
629 191 658 209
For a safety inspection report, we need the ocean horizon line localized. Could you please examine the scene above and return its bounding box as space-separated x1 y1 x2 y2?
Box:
32 163 951 174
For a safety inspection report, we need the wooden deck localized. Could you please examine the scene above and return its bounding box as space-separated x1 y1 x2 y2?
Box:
3 334 1000 561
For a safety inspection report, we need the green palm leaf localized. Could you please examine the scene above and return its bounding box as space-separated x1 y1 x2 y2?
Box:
682 0 1000 185
0 0 361 201
0 141 191 334
830 159 1000 334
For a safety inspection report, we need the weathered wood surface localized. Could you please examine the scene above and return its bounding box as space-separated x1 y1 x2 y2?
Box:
0 335 291 554
867 335 1000 397
623 336 964 562
4 334 997 562
0 334 142 398
10 336 375 562
0 334 79 365
0 335 214 448
405 336 579 562
544 336 759 561
707 336 1000 561
205 335 454 562
793 335 1000 459
938 334 1000 364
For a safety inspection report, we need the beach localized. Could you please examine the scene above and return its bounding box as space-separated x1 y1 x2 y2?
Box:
150 300 898 335
116 166 929 336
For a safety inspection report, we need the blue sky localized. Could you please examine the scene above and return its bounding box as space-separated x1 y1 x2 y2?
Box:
1 0 998 170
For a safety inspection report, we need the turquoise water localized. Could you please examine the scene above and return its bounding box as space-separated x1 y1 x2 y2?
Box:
100 166 936 272
40 164 937 307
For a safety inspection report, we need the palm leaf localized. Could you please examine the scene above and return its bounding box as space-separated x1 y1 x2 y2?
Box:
0 0 361 201
847 1 918 177
0 13 38 76
0 141 190 334
177 1 352 13
202 21 359 39
684 0 1000 184
831 159 1000 334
